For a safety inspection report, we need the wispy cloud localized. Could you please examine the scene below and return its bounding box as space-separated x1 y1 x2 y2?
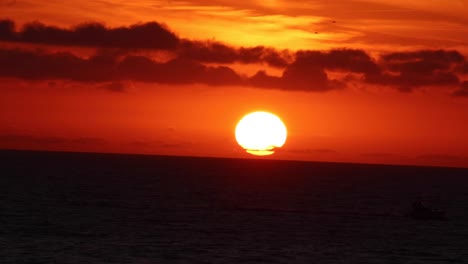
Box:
3 0 468 51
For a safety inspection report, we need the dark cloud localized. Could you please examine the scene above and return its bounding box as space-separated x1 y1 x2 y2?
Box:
281 56 337 91
453 81 468 97
1 18 468 95
249 70 282 88
117 56 243 85
178 40 291 67
249 51 351 91
0 19 290 67
0 48 243 86
249 69 339 92
1 46 466 94
295 49 380 74
0 19 179 49
367 50 465 92
250 49 378 91
382 50 464 67
0 19 15 39
0 48 111 81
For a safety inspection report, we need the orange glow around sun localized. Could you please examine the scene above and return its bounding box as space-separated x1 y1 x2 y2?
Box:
1 1 468 168
235 111 287 156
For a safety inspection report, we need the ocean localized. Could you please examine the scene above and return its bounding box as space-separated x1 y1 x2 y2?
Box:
1 150 467 263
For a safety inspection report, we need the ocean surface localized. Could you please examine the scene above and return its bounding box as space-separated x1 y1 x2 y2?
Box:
1 150 468 263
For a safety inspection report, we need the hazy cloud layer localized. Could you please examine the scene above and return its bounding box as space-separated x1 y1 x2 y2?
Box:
0 134 106 145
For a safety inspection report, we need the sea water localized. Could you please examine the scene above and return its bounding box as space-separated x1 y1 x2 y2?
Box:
1 150 467 263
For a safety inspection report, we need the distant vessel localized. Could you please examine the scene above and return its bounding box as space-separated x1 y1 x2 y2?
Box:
406 201 447 220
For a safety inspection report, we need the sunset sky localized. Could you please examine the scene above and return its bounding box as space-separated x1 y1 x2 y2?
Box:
1 0 467 167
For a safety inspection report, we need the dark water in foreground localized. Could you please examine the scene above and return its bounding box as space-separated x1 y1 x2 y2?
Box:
1 150 468 263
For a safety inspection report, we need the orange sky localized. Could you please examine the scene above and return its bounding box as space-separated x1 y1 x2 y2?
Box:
1 0 468 167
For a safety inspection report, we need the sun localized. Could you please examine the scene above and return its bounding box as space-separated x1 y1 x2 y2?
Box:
235 111 287 156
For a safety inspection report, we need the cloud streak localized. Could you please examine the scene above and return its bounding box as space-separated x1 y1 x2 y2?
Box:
0 134 106 145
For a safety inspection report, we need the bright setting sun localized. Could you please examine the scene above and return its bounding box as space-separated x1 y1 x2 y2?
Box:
235 111 287 156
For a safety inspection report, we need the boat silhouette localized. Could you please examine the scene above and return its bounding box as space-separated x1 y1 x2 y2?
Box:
406 201 447 220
